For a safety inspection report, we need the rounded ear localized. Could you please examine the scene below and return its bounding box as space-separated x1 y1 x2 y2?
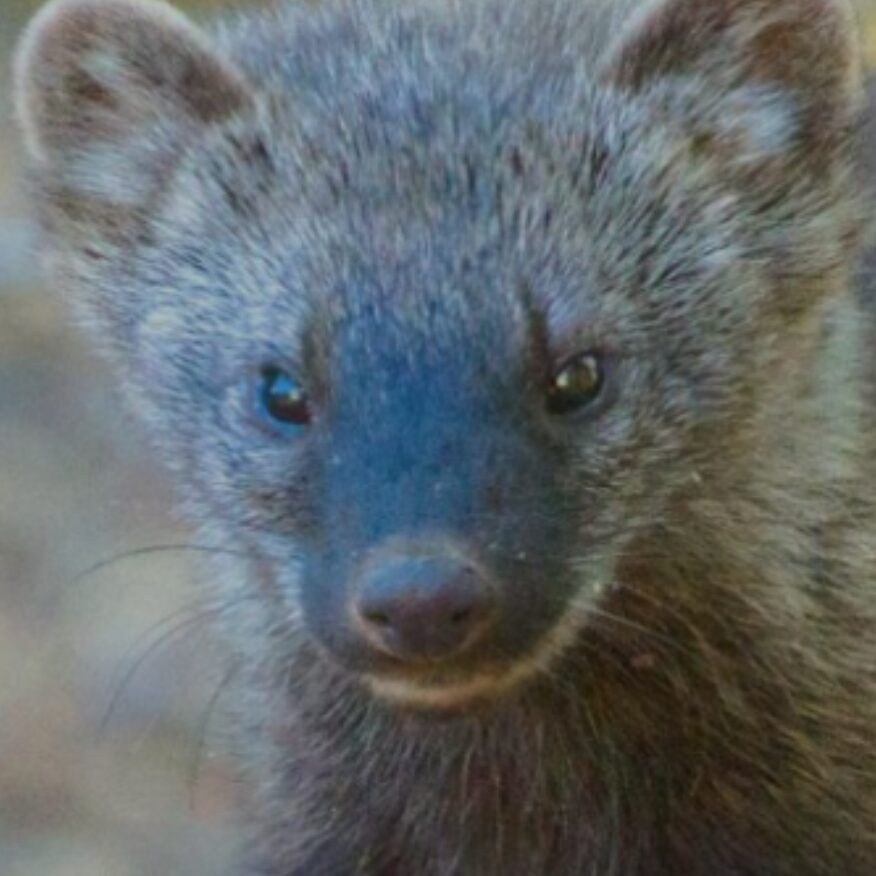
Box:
13 0 255 240
600 0 862 165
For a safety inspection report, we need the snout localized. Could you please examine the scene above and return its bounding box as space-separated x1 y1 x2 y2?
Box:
353 551 496 663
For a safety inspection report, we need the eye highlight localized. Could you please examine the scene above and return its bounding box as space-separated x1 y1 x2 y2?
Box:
253 366 312 434
546 352 605 416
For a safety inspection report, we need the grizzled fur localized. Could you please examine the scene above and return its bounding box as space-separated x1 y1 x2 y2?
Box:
13 0 876 873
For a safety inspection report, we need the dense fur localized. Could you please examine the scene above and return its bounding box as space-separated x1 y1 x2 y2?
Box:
14 0 876 873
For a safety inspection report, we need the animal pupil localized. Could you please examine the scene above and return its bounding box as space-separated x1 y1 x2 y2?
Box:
546 352 604 415
260 367 312 427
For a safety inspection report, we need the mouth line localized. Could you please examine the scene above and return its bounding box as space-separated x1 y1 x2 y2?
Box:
363 665 531 709
361 600 593 709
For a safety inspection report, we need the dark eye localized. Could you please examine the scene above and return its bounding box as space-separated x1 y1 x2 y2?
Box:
546 352 605 416
254 366 312 434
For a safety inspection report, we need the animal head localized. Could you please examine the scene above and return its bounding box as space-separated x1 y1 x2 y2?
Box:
15 0 866 708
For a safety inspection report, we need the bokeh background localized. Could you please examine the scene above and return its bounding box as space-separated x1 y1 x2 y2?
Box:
1 2 876 874
1 2 254 874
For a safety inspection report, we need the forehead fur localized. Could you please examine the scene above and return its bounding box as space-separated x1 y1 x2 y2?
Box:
14 0 865 369
146 85 732 357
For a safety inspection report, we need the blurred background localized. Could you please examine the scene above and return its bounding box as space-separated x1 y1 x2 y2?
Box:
1 2 876 875
1 2 252 874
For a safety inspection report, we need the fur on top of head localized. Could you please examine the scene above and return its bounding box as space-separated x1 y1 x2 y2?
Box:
14 0 862 241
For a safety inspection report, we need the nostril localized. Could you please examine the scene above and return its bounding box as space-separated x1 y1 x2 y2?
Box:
450 608 473 625
364 609 391 626
363 599 475 629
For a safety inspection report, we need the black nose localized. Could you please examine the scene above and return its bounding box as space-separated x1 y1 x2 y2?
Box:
354 553 495 662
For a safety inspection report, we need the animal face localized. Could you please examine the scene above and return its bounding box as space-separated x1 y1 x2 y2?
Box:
15 0 864 708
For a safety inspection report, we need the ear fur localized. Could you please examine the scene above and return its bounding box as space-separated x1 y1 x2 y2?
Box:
601 0 862 164
13 0 255 241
